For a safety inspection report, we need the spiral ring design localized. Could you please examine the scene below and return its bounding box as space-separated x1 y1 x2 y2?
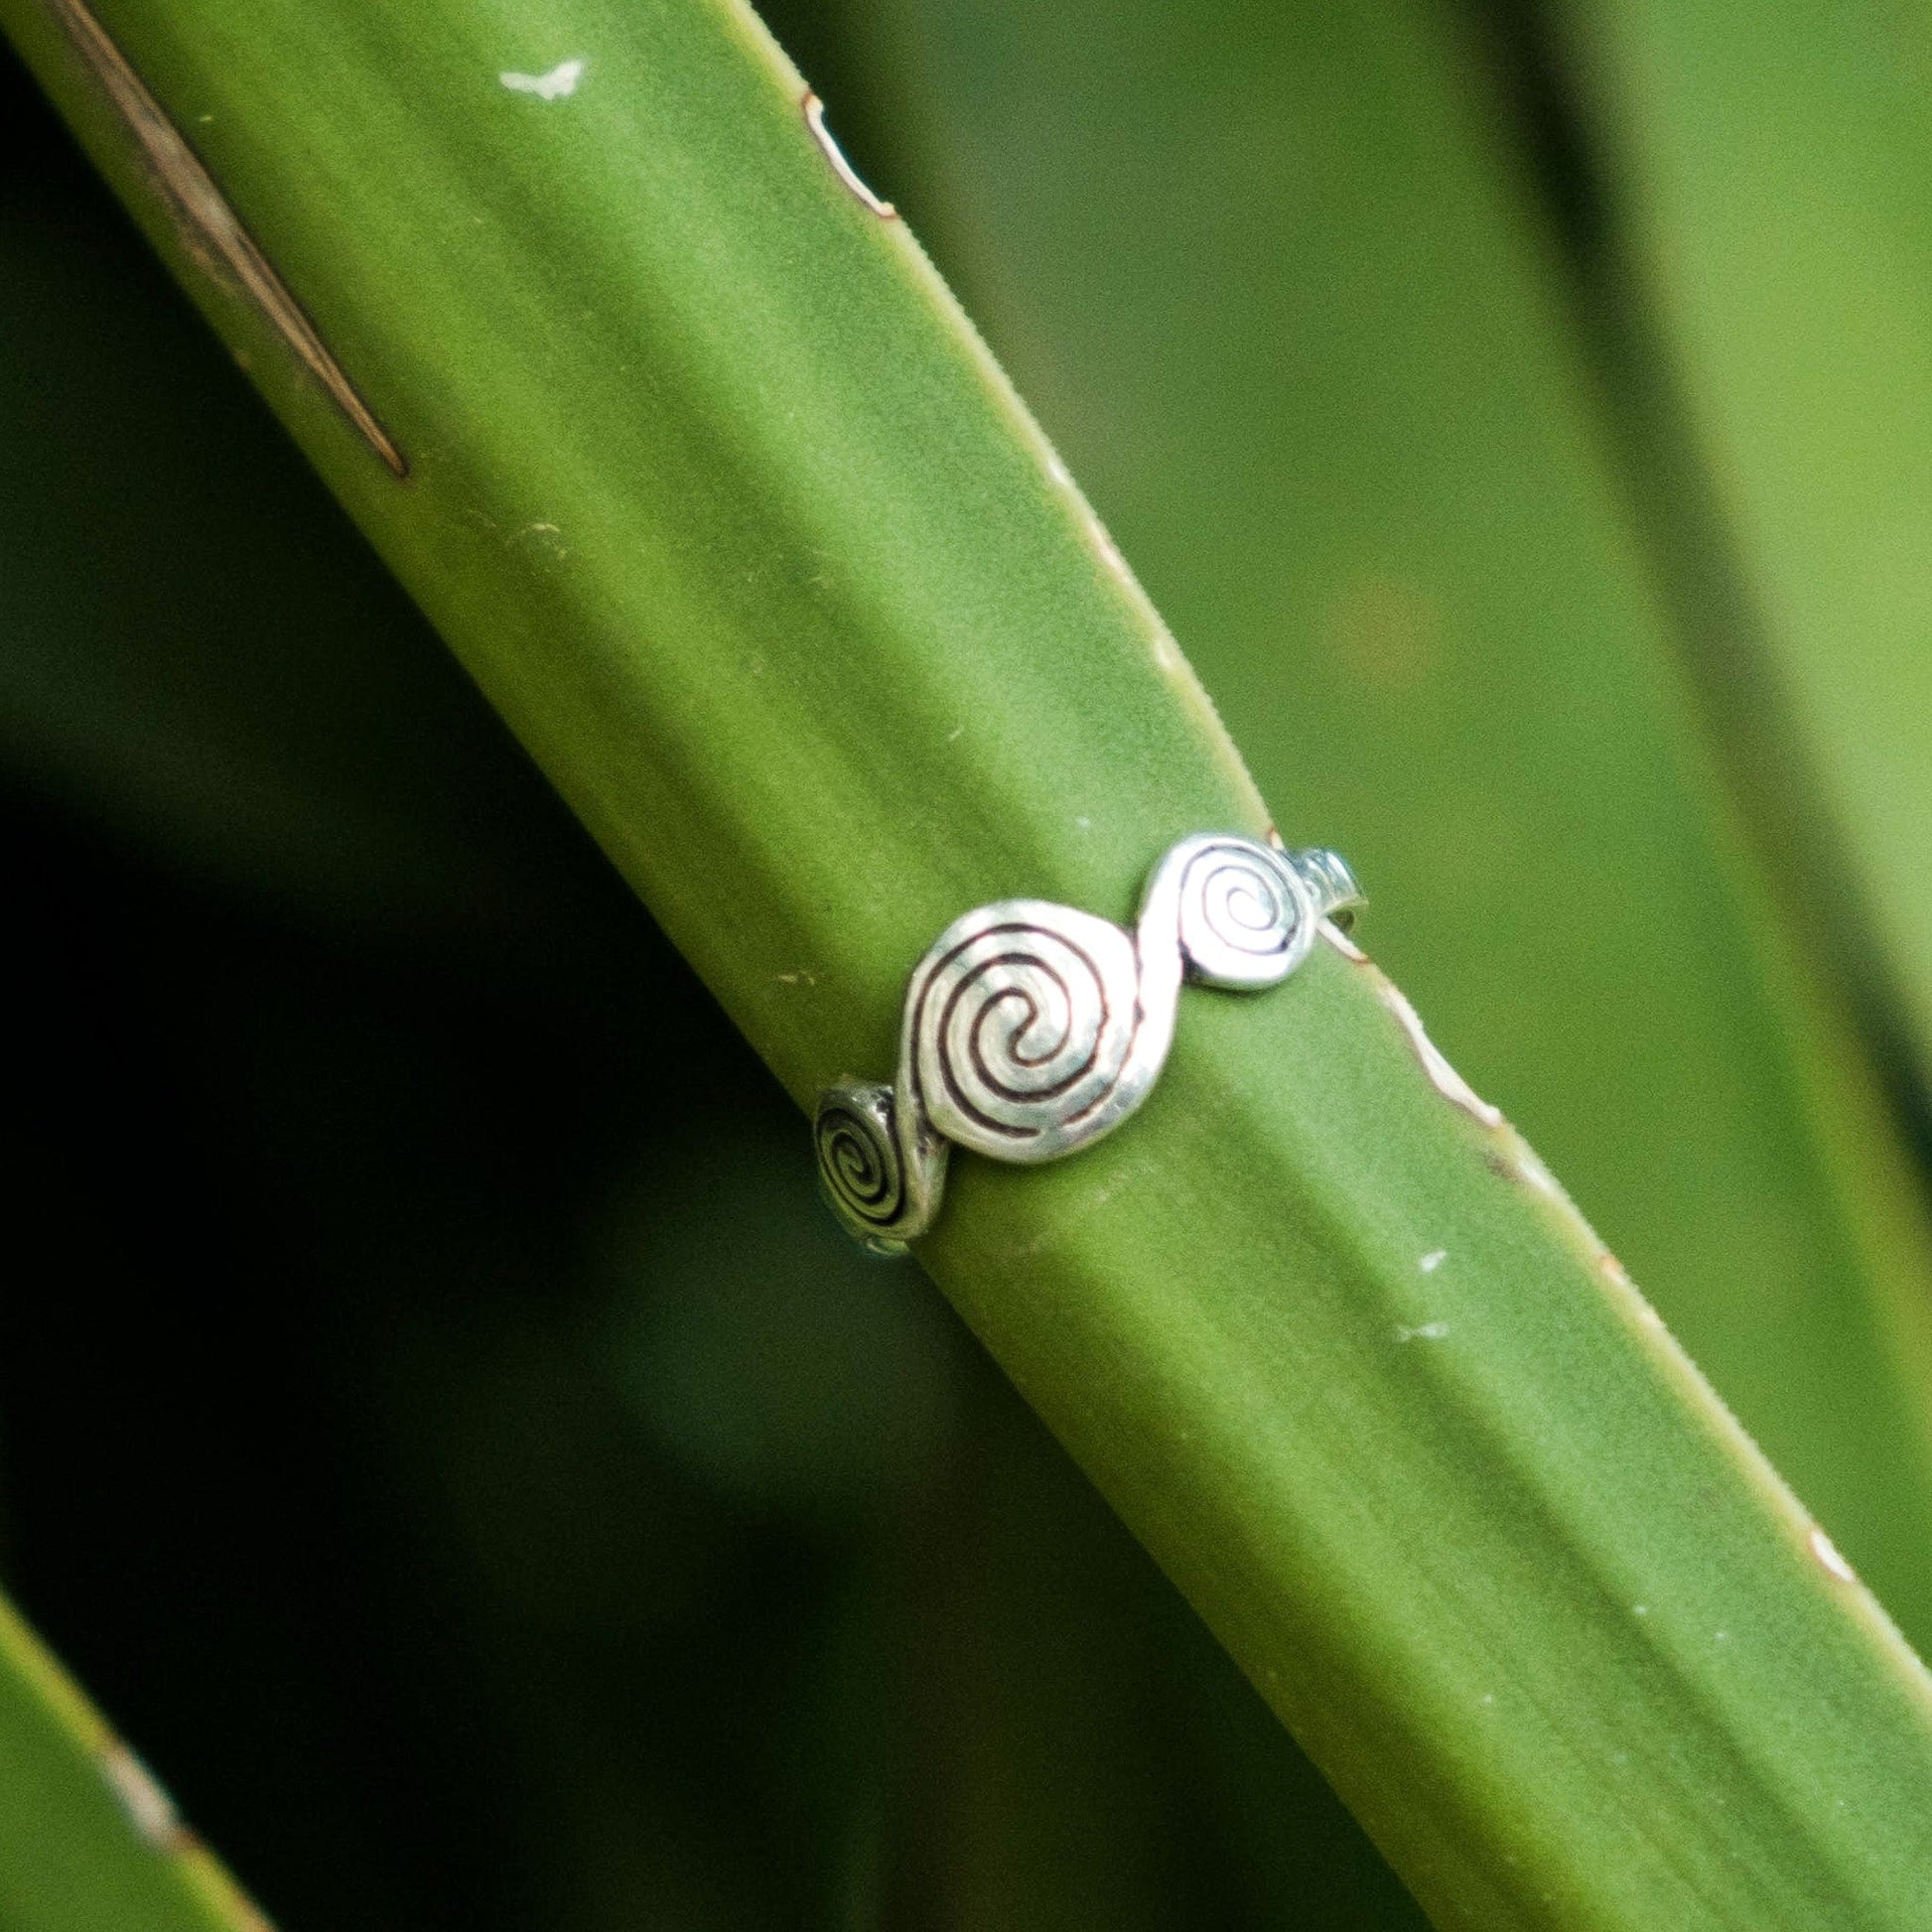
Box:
912 902 1142 1163
1166 834 1319 989
813 1082 947 1251
815 835 1359 1251
815 1092 904 1231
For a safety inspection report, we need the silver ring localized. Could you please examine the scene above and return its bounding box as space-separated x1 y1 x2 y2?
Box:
814 834 1362 1253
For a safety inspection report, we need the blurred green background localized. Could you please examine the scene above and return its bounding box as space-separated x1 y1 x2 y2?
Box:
7 0 1932 1925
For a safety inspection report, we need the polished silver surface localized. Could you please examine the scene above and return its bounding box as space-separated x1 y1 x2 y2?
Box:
815 835 1360 1251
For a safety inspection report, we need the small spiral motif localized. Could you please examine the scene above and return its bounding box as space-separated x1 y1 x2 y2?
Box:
1166 835 1318 989
814 1089 903 1229
814 835 1358 1247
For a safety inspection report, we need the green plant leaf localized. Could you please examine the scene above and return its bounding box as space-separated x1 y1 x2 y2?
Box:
3 41 1383 1923
893 1359 1425 1928
840 0 1932 1657
1549 0 1932 1083
7 0 1932 1923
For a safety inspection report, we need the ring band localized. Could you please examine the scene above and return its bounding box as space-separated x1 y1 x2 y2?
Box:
814 833 1362 1252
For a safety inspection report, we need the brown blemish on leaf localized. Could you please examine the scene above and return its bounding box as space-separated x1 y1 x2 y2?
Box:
46 0 406 476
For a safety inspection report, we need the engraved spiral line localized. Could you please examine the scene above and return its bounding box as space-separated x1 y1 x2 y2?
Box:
815 835 1359 1251
816 1102 900 1222
915 909 1139 1156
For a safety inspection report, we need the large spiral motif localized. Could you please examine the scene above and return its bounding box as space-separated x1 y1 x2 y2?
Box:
911 901 1143 1164
815 835 1359 1251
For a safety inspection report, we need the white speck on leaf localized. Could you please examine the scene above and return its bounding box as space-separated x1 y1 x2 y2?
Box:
100 1743 186 1851
1395 1320 1449 1343
1513 1148 1566 1203
1374 981 1504 1128
500 58 586 100
1075 815 1092 830
1633 1603 1650 1616
803 91 896 216
1086 512 1131 582
1811 1527 1858 1583
1419 1248 1447 1273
